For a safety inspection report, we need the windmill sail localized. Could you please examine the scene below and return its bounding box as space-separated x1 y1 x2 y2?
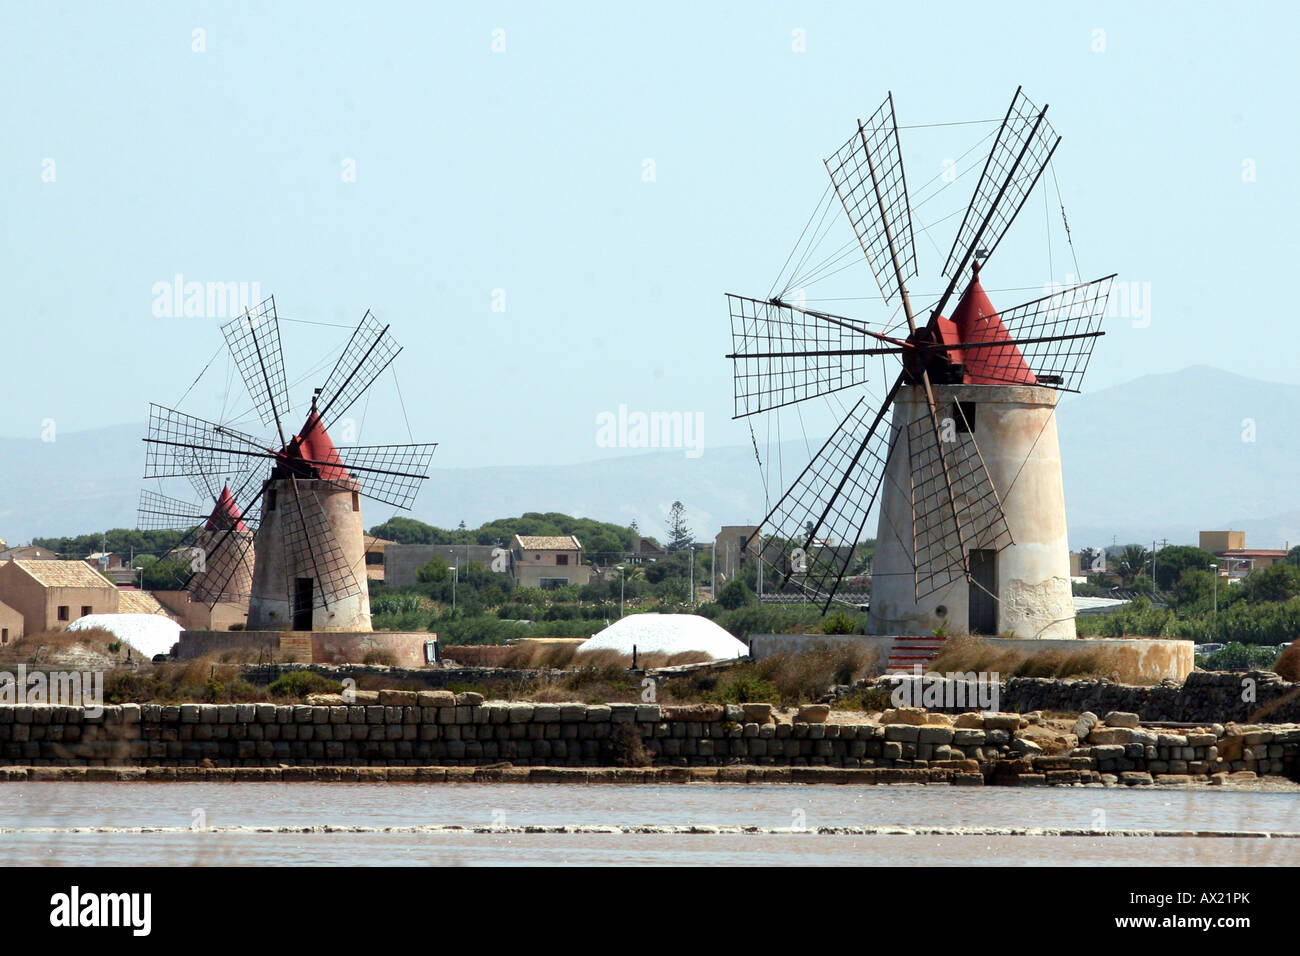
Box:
727 294 875 417
221 296 291 439
825 92 917 310
747 382 900 608
935 87 1061 315
314 311 402 429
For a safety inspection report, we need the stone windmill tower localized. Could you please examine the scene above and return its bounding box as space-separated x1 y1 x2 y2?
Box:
142 298 437 632
725 88 1115 638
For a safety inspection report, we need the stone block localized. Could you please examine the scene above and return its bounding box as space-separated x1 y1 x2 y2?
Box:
917 726 954 744
880 707 930 725
417 690 456 708
982 714 1022 732
1103 712 1140 728
797 705 830 724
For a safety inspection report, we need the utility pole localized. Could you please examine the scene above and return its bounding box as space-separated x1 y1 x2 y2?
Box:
689 548 694 605
711 540 716 599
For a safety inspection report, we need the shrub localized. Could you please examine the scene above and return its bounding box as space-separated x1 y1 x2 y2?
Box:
717 578 755 610
362 649 399 667
821 611 858 635
712 671 779 705
1203 642 1282 672
605 723 653 767
266 671 343 699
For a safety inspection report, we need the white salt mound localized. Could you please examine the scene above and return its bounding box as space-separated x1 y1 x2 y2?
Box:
578 613 749 661
67 614 182 659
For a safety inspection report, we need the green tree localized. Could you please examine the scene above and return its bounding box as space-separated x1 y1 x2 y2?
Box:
1171 567 1215 609
664 501 693 552
1114 544 1150 588
1240 563 1300 604
416 556 450 584
141 558 190 590
1286 545 1300 567
717 577 754 610
1153 545 1216 590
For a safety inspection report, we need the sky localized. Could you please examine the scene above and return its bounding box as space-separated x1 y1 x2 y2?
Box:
2 1 1297 478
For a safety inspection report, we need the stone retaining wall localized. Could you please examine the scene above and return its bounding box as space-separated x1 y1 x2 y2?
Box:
878 670 1300 723
0 697 1296 783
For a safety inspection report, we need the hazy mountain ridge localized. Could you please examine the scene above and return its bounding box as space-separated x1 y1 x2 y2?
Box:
0 366 1295 552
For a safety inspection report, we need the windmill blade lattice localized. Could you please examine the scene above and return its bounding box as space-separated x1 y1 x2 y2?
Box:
220 296 291 435
990 275 1116 391
747 384 900 608
332 443 438 510
144 405 271 478
939 87 1061 295
727 294 873 418
136 490 208 532
315 311 402 429
824 93 916 308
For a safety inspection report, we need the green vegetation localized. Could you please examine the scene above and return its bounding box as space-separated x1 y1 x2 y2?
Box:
141 557 191 590
1197 642 1283 672
32 528 188 562
1078 562 1300 646
266 671 344 699
369 512 636 563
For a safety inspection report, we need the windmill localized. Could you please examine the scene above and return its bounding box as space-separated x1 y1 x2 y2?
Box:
726 88 1115 639
142 296 437 632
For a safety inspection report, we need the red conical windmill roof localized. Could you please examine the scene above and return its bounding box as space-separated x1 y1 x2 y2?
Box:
206 484 248 532
949 263 1037 386
283 409 351 481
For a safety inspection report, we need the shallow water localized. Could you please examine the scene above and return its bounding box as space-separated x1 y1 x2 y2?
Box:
3 783 1297 866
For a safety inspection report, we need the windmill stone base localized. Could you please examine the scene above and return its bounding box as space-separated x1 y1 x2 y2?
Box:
868 383 1075 639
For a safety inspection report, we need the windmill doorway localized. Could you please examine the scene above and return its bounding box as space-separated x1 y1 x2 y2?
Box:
967 550 997 634
293 578 314 631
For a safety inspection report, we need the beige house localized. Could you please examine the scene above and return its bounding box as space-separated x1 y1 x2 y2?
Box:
0 560 120 635
511 535 591 589
0 599 23 644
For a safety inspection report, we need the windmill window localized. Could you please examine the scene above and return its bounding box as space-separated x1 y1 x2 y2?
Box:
1 629 7 643
352 491 360 512
954 401 976 434
266 489 277 511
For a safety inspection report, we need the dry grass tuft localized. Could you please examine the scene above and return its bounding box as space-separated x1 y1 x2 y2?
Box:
932 634 1126 682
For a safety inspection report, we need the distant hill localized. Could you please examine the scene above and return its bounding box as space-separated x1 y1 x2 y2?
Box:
1 366 1296 552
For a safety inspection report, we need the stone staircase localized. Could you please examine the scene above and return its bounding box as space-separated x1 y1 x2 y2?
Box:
885 635 948 675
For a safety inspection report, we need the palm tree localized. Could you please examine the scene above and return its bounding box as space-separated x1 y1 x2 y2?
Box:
1114 544 1150 588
